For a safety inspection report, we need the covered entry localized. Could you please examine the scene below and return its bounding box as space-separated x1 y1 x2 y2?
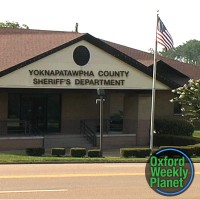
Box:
8 93 61 133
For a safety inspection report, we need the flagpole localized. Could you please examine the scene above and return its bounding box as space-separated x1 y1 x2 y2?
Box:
150 12 159 153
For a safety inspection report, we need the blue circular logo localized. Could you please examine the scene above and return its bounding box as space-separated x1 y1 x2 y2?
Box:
145 148 194 196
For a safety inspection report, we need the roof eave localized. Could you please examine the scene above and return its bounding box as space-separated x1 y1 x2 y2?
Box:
0 33 177 89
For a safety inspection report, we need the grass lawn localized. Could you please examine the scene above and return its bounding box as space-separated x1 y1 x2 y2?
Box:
0 153 200 163
191 157 200 162
193 130 200 138
0 153 148 163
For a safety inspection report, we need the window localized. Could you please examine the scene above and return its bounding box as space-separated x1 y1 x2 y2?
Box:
8 94 20 119
8 93 61 133
47 94 61 132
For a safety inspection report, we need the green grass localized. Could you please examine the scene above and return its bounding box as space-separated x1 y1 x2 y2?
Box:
193 130 200 138
191 157 200 162
0 153 200 163
0 153 148 163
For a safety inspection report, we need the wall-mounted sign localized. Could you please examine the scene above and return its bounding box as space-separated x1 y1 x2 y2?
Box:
29 69 129 86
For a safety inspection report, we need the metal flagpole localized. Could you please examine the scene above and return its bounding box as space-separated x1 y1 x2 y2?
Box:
150 12 159 153
99 96 103 156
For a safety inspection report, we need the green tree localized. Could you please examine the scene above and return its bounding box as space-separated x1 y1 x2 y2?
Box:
0 21 29 29
170 79 200 122
160 40 200 66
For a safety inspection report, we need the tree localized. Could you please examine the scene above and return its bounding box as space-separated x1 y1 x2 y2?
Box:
0 21 29 29
170 79 200 122
160 40 200 66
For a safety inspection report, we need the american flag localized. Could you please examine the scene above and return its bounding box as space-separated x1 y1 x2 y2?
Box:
157 17 174 50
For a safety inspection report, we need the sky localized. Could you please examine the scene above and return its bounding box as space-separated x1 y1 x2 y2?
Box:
1 0 200 52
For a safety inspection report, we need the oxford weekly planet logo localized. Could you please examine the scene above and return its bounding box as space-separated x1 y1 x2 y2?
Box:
145 148 194 196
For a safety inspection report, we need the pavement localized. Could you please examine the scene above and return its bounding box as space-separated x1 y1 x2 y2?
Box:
0 163 199 199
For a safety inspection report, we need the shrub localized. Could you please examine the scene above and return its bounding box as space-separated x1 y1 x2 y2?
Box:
172 136 194 146
51 148 66 157
154 134 173 146
192 144 200 156
154 134 200 147
159 146 195 157
191 137 200 144
158 146 182 158
178 146 194 157
26 148 45 156
88 149 102 157
155 118 194 136
120 148 151 158
70 148 86 157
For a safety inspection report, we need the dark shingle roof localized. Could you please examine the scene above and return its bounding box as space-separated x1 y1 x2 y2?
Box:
104 40 200 80
0 28 85 71
0 27 200 85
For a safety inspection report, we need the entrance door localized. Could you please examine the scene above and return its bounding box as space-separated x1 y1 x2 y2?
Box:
21 94 46 131
8 93 61 133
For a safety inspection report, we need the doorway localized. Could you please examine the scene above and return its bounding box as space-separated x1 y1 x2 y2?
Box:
21 94 46 131
8 93 61 133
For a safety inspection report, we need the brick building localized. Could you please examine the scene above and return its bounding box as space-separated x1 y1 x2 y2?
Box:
0 28 199 150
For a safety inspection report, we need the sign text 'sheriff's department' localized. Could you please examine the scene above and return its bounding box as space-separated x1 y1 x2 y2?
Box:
29 70 129 86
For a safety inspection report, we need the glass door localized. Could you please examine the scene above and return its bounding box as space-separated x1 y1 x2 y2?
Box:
20 94 46 131
9 93 61 133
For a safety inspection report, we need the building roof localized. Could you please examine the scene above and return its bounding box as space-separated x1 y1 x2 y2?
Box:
104 40 200 80
0 28 85 71
0 28 199 88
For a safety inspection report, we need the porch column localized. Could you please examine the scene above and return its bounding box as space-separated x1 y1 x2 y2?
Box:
123 93 151 146
123 94 138 146
136 94 152 146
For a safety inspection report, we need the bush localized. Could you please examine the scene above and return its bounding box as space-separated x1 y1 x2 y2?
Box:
178 146 194 157
70 148 86 157
191 137 200 144
154 134 173 146
88 149 102 157
26 148 45 156
120 148 151 158
155 118 194 136
192 144 200 156
172 136 194 146
51 148 66 157
154 134 200 146
159 146 195 157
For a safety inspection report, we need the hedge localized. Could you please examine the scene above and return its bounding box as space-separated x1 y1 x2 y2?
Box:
70 148 86 157
159 145 200 157
155 118 194 136
26 148 45 156
120 148 151 158
88 149 102 157
51 148 66 157
154 134 200 146
120 146 200 158
193 144 200 156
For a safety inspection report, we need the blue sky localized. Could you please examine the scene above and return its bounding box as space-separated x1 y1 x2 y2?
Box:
1 0 200 52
